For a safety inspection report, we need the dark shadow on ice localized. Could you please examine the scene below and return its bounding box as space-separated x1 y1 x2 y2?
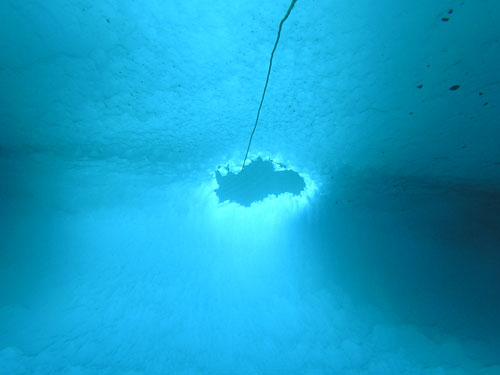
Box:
215 158 305 206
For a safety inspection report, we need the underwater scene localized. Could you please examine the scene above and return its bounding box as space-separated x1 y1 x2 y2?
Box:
1 0 499 374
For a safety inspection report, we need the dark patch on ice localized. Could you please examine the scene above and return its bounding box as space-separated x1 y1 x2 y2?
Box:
215 158 305 207
417 84 423 89
449 85 460 91
441 17 450 22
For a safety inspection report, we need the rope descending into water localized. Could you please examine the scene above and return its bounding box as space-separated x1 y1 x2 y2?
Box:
242 0 298 170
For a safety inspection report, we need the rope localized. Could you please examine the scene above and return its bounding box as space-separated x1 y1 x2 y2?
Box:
242 0 298 170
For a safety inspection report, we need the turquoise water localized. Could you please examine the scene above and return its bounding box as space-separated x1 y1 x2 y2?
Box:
1 0 500 374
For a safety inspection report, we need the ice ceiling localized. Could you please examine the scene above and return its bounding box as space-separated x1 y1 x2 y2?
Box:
1 0 498 189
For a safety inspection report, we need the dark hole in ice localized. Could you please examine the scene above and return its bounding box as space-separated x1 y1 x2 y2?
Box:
215 158 306 207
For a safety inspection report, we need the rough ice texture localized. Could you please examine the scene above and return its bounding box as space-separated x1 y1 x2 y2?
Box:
1 0 500 374
1 0 499 185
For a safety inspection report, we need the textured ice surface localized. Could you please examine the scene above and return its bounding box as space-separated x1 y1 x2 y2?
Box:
1 0 500 374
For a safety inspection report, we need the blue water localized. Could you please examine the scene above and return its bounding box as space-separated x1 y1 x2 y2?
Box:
1 0 500 374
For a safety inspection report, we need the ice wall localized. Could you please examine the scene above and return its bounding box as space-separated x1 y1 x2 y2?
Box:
1 0 499 374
